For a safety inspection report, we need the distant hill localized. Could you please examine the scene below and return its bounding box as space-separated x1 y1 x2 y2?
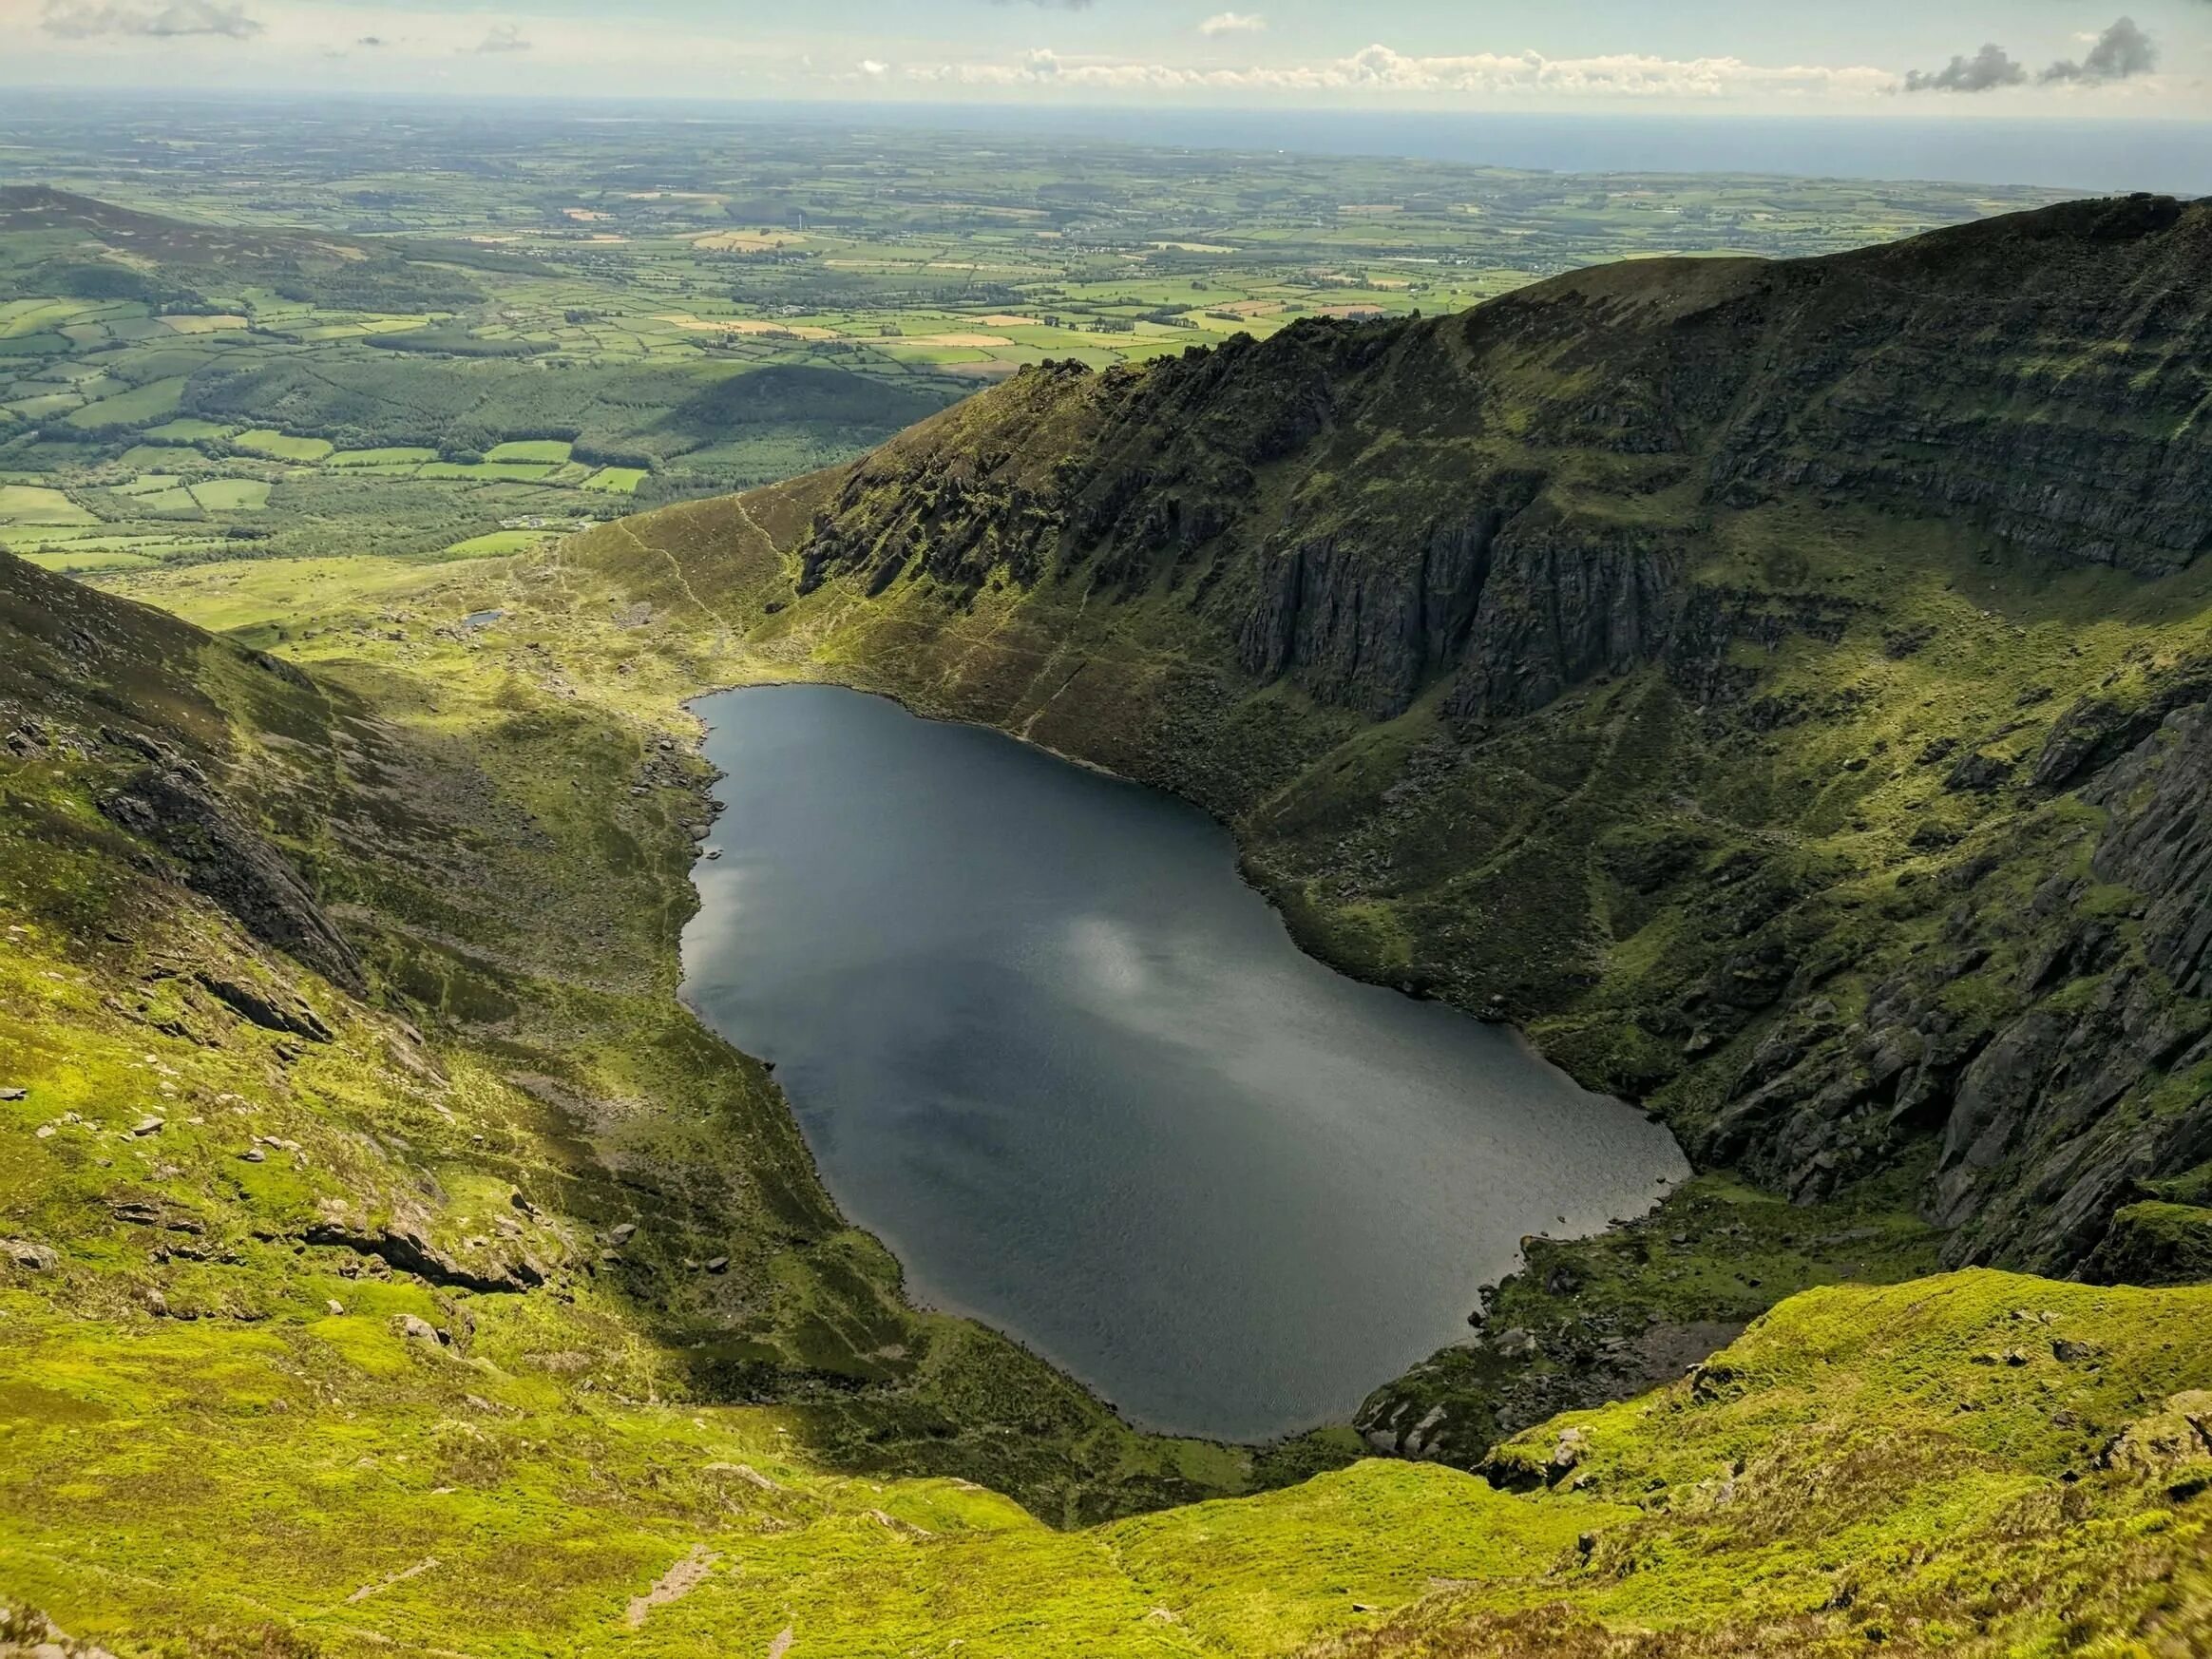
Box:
0 183 482 311
0 183 369 262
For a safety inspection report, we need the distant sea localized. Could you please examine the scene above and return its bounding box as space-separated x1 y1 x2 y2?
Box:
19 87 2212 197
746 103 2212 197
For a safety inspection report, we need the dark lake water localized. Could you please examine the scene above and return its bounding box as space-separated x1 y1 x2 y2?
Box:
682 684 1688 1441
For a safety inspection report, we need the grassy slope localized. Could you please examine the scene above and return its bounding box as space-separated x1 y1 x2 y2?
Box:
1317 1272 2212 1659
0 1283 1592 1658
4 1249 2205 1653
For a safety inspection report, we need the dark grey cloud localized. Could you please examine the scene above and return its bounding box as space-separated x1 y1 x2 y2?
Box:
1902 16 2161 95
2042 16 2158 84
1900 42 2027 93
40 0 261 39
468 23 532 52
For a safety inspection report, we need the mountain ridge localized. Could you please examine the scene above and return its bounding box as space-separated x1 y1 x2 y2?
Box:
785 192 2208 720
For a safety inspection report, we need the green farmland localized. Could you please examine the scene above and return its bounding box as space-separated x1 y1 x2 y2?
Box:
0 98 2071 581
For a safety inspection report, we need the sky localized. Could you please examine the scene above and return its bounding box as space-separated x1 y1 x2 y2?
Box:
3 0 2210 118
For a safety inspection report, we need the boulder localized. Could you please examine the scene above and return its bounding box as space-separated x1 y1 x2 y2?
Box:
3 1240 59 1272
2100 1391 2212 1482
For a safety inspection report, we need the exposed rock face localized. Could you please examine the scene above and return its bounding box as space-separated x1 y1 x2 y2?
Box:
1444 517 1685 723
1239 515 1506 717
2091 706 2212 999
1688 696 2212 1270
2099 1390 2212 1481
1707 197 2212 576
305 1211 547 1295
101 762 364 995
2031 659 2212 790
1923 708 2212 1265
192 971 334 1041
2083 1203 2212 1287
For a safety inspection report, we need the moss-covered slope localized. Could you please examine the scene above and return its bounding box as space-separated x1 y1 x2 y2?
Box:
4 1263 2206 1656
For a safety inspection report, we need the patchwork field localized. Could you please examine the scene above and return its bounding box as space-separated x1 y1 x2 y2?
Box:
0 99 2069 582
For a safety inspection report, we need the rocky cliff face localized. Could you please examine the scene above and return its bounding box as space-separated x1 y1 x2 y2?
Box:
1670 658 2212 1272
0 553 363 995
1707 194 2212 577
100 758 365 994
791 195 2208 735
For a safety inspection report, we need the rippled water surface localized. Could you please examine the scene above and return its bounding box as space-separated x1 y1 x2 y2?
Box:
683 684 1688 1440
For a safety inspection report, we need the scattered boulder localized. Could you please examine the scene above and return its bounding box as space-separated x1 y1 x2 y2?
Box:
1944 750 2014 793
391 1314 444 1344
0 1088 25 1102
3 1240 59 1272
0 1603 119 1659
2100 1391 2212 1482
193 973 334 1043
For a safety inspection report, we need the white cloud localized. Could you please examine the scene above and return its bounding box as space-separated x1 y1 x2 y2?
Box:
10 4 2188 112
1199 10 1264 35
467 21 529 52
40 0 260 38
903 41 1895 101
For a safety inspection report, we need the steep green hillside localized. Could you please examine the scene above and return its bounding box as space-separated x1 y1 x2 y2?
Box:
569 195 2212 1459
0 547 1281 1532
8 1211 2209 1655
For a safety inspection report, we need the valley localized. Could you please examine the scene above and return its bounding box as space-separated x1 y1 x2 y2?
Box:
0 100 2207 1658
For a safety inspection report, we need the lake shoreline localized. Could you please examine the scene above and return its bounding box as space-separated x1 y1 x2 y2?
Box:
676 680 1688 1443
